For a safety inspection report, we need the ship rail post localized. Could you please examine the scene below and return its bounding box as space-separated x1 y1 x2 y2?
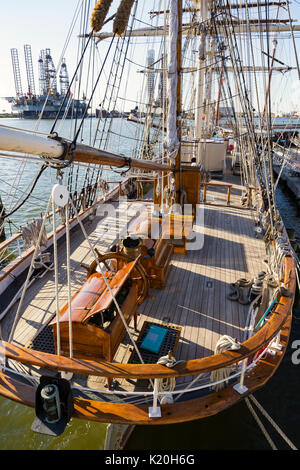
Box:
233 359 248 395
148 378 162 418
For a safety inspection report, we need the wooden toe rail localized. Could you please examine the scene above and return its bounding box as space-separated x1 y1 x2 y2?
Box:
0 312 292 425
0 257 295 381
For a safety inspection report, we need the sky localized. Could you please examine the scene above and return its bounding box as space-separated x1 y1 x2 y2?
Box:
0 0 156 112
0 1 78 110
0 1 300 114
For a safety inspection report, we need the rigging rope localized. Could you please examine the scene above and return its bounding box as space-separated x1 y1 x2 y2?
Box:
8 197 53 343
210 335 241 391
67 196 154 390
246 394 298 450
72 33 116 147
52 197 61 356
245 396 277 450
2 165 47 220
49 30 94 136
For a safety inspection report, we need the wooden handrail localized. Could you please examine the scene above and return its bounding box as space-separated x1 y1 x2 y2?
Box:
0 232 22 253
0 256 295 380
136 179 155 199
0 314 292 425
0 178 130 284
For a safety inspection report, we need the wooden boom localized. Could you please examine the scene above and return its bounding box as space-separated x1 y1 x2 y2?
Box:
0 125 173 173
72 142 172 172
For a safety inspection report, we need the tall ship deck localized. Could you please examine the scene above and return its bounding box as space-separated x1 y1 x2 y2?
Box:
0 0 298 449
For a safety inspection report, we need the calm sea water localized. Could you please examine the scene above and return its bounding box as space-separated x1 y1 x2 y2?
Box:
0 118 299 450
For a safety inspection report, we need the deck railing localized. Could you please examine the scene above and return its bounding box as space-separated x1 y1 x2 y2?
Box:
1 336 277 408
199 181 256 207
0 178 130 274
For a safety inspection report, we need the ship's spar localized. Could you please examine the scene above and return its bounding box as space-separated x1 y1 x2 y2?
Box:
0 0 183 184
0 125 173 173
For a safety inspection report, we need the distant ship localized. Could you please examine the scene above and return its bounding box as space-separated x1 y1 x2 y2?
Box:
5 45 86 119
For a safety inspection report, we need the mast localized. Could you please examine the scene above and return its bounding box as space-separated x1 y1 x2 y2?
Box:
175 0 182 203
261 39 278 127
195 0 207 153
215 58 225 127
164 0 182 203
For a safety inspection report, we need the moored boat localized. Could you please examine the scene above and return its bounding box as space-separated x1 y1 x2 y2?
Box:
0 0 298 446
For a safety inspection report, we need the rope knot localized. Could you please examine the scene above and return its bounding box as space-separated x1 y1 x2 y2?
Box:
157 351 177 368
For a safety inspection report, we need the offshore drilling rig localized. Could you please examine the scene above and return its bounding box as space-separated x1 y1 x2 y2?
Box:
6 45 86 119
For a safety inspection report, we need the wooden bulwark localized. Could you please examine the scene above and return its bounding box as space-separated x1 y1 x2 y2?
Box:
0 256 295 381
0 309 292 424
0 173 296 425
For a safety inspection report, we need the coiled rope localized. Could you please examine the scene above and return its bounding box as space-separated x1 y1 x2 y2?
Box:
156 352 184 402
210 335 241 391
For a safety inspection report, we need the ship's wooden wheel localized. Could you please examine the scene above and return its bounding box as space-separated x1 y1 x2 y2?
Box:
85 249 149 305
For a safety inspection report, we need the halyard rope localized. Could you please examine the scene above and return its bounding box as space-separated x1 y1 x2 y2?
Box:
65 202 73 358
52 198 61 356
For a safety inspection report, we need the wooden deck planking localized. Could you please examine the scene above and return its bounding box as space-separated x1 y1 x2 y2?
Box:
176 208 217 385
0 175 267 392
1 200 133 345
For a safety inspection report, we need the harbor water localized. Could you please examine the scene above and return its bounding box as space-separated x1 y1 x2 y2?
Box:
0 118 299 450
